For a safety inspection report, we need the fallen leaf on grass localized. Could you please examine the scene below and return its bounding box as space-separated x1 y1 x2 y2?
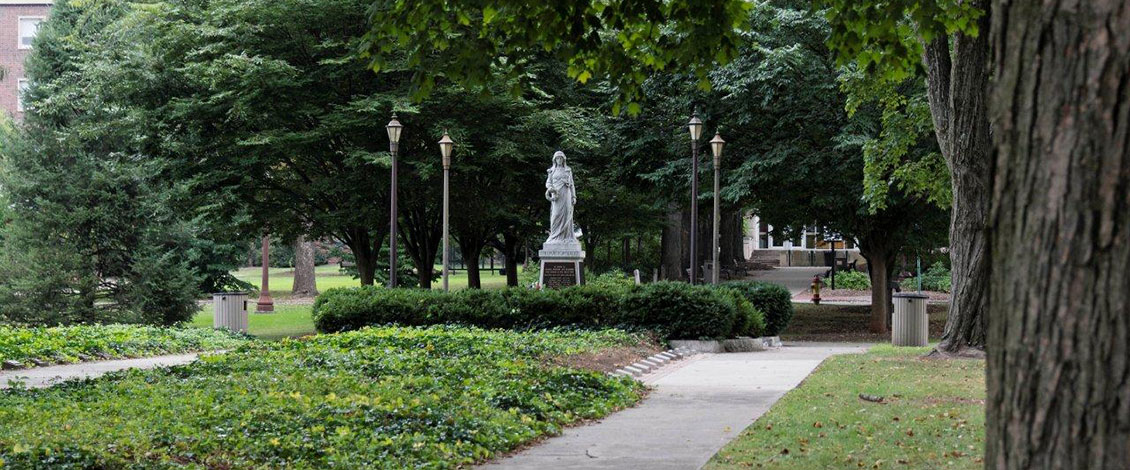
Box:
859 393 885 403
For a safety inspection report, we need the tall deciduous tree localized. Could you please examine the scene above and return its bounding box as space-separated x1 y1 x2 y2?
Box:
361 0 749 114
986 1 1129 466
819 0 991 355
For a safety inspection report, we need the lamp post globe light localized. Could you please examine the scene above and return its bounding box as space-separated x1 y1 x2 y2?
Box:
438 130 454 292
687 112 704 284
709 132 725 285
386 113 403 288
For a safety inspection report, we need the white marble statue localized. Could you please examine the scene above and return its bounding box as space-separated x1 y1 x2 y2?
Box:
544 150 577 245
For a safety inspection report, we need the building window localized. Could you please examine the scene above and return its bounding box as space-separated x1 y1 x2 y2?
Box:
17 79 29 112
19 17 44 49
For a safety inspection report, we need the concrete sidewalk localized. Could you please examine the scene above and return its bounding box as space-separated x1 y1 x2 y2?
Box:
481 342 870 470
747 267 825 295
0 353 205 389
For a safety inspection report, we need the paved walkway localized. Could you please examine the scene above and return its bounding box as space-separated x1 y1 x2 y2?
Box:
0 353 205 389
747 267 825 295
481 342 870 470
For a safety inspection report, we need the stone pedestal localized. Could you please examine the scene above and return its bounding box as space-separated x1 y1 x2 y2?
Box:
538 242 585 289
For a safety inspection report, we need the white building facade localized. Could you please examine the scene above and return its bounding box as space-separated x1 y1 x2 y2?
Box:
743 214 866 268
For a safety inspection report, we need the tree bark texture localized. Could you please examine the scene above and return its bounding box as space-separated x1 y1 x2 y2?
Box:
454 231 489 290
400 203 442 289
291 235 318 296
495 232 523 287
341 226 384 286
986 1 1130 467
922 0 993 355
859 240 896 334
720 210 743 268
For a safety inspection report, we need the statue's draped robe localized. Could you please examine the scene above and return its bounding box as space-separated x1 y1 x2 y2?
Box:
546 167 576 243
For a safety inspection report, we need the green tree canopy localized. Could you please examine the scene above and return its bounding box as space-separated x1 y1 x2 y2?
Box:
359 0 750 114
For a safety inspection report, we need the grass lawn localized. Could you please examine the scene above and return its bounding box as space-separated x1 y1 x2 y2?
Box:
781 303 949 343
231 264 512 300
189 304 316 340
197 265 520 340
0 327 648 468
706 345 985 469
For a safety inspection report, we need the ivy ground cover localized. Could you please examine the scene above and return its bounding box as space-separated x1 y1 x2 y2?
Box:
0 324 249 368
0 326 646 469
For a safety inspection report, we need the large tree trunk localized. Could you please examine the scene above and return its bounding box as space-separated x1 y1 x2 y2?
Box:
456 236 486 289
985 2 1130 468
660 203 685 280
400 204 442 289
921 0 993 356
495 232 523 287
859 242 896 334
291 235 318 296
341 227 382 286
720 209 741 268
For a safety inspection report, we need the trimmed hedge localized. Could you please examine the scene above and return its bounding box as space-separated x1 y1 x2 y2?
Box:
313 282 765 340
720 280 795 336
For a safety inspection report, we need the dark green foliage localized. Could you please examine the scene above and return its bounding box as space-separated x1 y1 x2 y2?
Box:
0 325 249 368
899 261 951 293
816 0 984 81
721 281 794 337
0 0 250 326
360 0 750 114
832 270 872 291
313 282 763 340
0 326 645 468
620 283 761 339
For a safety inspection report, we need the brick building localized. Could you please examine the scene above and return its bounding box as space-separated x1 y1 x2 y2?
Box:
1 1 51 120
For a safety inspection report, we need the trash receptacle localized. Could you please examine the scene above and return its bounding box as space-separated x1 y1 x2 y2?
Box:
892 292 928 346
213 292 249 333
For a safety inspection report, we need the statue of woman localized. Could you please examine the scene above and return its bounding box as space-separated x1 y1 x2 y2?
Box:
545 151 577 244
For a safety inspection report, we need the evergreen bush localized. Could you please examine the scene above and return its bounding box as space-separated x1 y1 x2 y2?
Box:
313 282 763 340
720 281 795 336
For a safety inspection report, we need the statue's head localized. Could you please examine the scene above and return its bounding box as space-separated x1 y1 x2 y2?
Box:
553 150 567 167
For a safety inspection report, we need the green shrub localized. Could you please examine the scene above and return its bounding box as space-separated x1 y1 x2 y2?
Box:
718 287 766 337
0 324 249 367
314 282 749 340
620 282 738 340
0 326 646 468
899 261 952 292
720 281 794 336
586 271 636 289
831 270 871 290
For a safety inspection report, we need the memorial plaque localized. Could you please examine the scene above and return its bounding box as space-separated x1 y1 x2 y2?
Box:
542 261 578 289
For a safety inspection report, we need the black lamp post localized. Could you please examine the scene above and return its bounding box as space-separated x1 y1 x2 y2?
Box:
438 130 454 292
687 112 704 284
386 113 403 288
710 132 725 285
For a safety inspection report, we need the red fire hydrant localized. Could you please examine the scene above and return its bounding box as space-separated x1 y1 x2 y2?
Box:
811 275 823 305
